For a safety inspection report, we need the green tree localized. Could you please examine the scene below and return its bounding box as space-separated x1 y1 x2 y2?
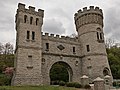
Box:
50 63 69 83
107 46 120 79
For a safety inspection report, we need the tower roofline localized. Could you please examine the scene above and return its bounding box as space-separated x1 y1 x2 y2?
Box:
18 3 44 17
74 6 103 20
74 6 103 30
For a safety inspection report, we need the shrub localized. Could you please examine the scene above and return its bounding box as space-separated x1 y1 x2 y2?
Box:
66 82 82 88
66 82 75 87
74 82 82 88
59 81 65 86
84 84 91 89
118 83 120 87
0 74 11 85
113 82 117 87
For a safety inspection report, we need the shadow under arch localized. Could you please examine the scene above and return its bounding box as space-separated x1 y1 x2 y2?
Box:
103 67 110 76
49 61 73 84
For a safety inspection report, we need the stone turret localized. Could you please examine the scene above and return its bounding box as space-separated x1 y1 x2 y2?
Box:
74 6 113 83
12 3 44 86
74 6 103 31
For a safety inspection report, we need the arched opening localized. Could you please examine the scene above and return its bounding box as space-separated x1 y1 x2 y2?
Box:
103 67 110 76
24 15 27 23
36 18 39 25
30 17 33 24
49 61 73 85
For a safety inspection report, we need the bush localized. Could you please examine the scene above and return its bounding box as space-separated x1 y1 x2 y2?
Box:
113 82 117 87
118 83 120 87
66 82 82 88
0 74 11 86
74 82 82 88
66 82 75 87
84 84 91 89
59 81 65 86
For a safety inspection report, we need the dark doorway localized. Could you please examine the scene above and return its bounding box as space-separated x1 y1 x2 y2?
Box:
50 61 72 85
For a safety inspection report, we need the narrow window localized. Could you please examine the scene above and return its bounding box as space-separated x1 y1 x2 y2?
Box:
28 55 33 68
97 32 99 40
42 58 45 64
30 17 33 24
28 55 32 58
86 45 90 52
36 18 39 25
24 15 27 23
32 31 35 40
27 31 30 39
46 43 49 50
100 33 102 40
73 47 75 53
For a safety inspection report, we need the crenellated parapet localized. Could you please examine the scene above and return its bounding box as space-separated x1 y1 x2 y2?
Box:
74 6 103 31
42 32 79 43
17 3 44 17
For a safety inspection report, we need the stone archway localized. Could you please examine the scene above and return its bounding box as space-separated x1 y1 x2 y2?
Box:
49 61 73 84
103 67 110 76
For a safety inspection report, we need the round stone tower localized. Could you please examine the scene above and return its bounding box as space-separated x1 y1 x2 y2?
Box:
74 6 113 83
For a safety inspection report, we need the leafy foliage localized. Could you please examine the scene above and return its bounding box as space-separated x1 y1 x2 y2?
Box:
66 82 76 87
66 82 82 88
59 81 66 86
0 43 14 85
0 74 11 86
107 46 120 79
50 63 69 84
74 82 82 88
84 84 91 89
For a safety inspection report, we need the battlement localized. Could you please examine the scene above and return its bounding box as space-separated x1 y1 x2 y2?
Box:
75 6 103 18
42 32 78 43
18 3 44 17
74 6 103 31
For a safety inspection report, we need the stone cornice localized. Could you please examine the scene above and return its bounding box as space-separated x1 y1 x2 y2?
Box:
42 52 82 58
17 45 42 50
81 53 107 58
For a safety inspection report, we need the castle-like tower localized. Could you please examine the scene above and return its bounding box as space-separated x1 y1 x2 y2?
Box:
12 3 44 85
74 6 112 82
12 3 112 86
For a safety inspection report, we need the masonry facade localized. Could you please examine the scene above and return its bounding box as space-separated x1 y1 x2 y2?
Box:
12 3 113 85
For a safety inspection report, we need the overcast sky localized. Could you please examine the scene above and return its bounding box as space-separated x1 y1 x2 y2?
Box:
0 0 120 47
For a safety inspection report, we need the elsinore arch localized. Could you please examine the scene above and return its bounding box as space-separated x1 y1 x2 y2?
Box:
49 61 73 83
41 54 82 84
12 3 113 85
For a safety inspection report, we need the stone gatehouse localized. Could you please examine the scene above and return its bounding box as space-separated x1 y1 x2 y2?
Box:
12 3 113 85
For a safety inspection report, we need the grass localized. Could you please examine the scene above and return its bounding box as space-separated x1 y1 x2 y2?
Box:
0 86 78 90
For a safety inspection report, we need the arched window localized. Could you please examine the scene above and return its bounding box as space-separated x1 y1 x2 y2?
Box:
103 68 109 76
30 17 33 24
96 28 101 31
36 18 39 25
24 15 27 23
96 27 104 43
